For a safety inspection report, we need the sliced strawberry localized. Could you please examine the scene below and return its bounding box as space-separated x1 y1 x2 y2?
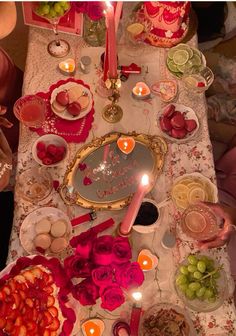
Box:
39 316 48 328
22 271 35 283
26 321 37 332
48 317 60 331
31 308 38 322
18 300 25 312
15 325 27 336
160 116 172 132
43 329 51 336
2 286 11 296
31 267 43 279
42 272 49 283
37 151 47 160
44 311 53 325
25 298 34 308
19 290 26 301
12 293 21 309
44 286 53 295
171 128 187 139
5 318 14 333
36 141 46 152
46 274 54 286
163 104 175 118
0 317 6 329
185 119 197 133
46 296 55 307
0 302 9 317
47 306 58 318
14 275 26 283
170 111 185 129
15 316 23 327
8 280 17 292
8 308 18 321
0 291 6 301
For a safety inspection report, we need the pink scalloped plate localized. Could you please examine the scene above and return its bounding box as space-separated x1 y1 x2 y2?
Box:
0 255 76 335
30 78 95 143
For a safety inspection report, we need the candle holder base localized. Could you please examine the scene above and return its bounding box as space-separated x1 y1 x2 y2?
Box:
102 104 123 123
47 39 70 58
117 224 131 237
96 77 113 98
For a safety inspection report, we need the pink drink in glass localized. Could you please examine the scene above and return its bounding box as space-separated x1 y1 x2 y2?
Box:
14 95 46 128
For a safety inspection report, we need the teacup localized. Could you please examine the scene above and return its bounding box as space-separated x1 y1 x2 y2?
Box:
133 198 162 233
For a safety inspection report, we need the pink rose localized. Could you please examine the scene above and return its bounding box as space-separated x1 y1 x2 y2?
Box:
112 237 132 264
92 266 113 287
115 262 144 289
100 284 125 311
92 235 114 266
75 241 92 259
73 278 99 306
64 255 93 278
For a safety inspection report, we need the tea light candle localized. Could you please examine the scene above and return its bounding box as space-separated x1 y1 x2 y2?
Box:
58 58 75 75
130 292 142 336
137 249 158 271
119 174 149 236
79 56 92 74
117 136 135 155
132 82 151 100
81 319 105 336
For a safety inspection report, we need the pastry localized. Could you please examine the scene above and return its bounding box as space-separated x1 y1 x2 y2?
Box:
68 85 83 103
52 99 66 113
77 94 90 110
34 233 51 250
50 220 67 238
50 237 68 253
35 218 51 234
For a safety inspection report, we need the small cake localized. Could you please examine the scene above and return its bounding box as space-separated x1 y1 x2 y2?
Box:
68 85 83 103
51 220 67 238
77 95 90 110
34 233 52 250
52 100 66 113
35 218 51 234
50 237 68 253
136 1 191 47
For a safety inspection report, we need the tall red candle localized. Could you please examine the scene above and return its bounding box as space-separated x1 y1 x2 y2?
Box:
104 2 117 79
130 292 142 336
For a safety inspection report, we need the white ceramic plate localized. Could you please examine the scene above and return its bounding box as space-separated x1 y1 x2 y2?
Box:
158 103 199 143
19 207 72 256
50 82 93 121
171 172 218 211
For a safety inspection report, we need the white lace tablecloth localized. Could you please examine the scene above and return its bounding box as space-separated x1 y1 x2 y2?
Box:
7 12 236 336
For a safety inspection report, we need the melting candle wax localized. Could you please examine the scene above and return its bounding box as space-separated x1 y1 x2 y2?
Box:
82 319 105 336
137 249 158 271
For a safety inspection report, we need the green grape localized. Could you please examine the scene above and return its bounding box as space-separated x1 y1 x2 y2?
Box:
60 1 67 7
41 4 50 15
180 266 189 275
193 271 203 280
176 274 188 285
54 3 61 13
208 296 216 303
187 255 198 265
196 286 206 298
206 261 215 272
213 271 220 279
36 6 44 15
57 7 65 16
187 265 197 273
63 2 70 10
49 8 56 18
185 288 195 300
197 261 206 273
204 288 214 299
189 282 201 292
179 283 188 293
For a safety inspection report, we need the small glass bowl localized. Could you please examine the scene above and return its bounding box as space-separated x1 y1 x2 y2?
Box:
174 254 228 312
182 66 214 94
181 203 222 241
17 166 53 204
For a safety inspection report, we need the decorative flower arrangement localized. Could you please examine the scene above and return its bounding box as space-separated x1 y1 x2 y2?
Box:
73 1 105 21
64 231 144 311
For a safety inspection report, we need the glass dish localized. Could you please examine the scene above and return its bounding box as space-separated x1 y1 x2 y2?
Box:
17 166 53 204
182 66 214 94
174 254 228 312
140 303 196 336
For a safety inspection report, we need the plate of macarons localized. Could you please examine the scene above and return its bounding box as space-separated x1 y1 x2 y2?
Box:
20 207 72 257
50 82 93 121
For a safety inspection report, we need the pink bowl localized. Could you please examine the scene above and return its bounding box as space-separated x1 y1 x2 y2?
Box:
13 95 47 128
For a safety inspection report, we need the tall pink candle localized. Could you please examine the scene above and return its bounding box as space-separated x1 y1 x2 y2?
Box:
104 2 117 79
115 1 123 33
103 32 109 82
119 174 149 235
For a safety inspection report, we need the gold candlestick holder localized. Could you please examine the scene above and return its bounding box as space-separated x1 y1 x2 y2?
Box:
102 78 123 123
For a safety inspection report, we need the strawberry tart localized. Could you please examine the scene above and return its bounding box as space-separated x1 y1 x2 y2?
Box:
136 1 191 48
0 256 75 336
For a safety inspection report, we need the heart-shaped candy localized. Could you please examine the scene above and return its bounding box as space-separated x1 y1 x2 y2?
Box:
117 136 135 155
151 80 177 102
137 249 158 271
83 176 92 186
79 163 87 171
59 58 75 74
132 82 150 99
81 319 105 336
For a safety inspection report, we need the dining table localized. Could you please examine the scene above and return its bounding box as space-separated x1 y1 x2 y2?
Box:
6 3 236 336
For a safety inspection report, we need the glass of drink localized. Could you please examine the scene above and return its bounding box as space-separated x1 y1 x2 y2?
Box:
182 66 214 94
181 203 223 241
14 95 47 128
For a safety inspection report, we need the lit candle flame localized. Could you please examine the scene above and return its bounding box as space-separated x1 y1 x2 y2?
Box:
143 260 148 266
132 291 142 302
124 141 128 149
65 63 69 70
90 328 95 335
138 87 143 96
141 174 149 186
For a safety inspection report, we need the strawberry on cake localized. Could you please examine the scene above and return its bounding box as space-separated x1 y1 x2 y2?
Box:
136 1 191 47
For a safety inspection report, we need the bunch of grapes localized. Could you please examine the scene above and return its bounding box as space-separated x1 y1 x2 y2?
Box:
36 1 70 19
175 255 222 303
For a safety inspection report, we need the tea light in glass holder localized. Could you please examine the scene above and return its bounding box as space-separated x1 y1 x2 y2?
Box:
117 136 135 155
137 249 158 271
81 319 105 336
132 82 151 100
58 58 75 76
